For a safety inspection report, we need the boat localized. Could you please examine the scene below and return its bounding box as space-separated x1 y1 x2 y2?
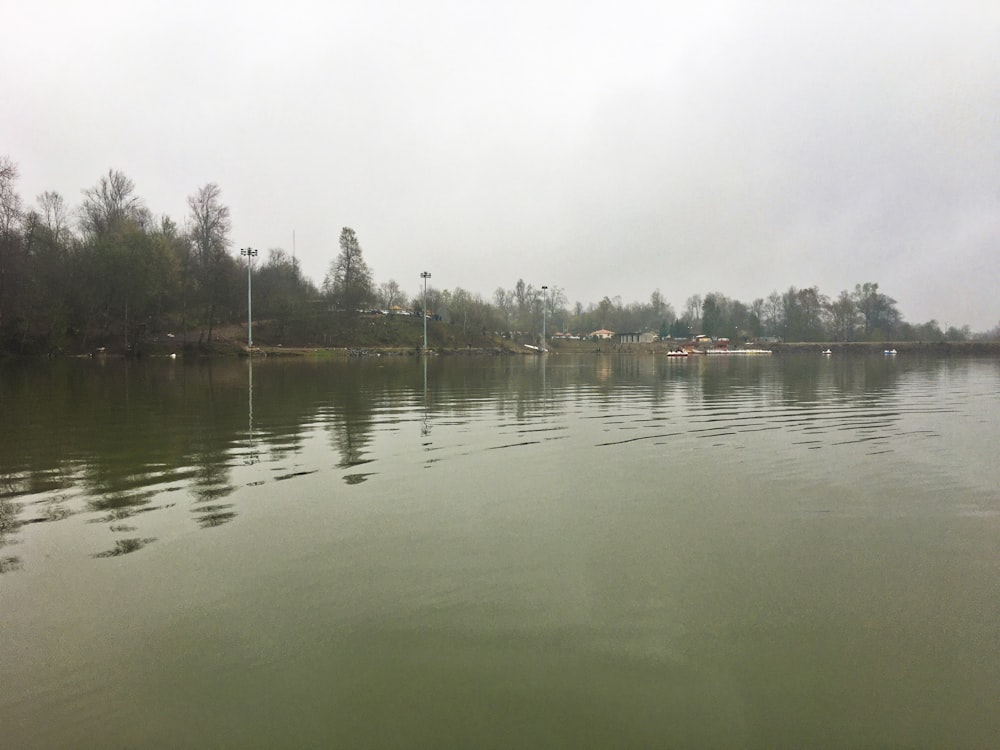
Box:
704 348 772 355
884 348 897 355
666 349 689 357
822 349 832 355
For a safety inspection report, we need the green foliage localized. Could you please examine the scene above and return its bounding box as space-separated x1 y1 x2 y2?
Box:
781 286 828 342
255 249 318 340
827 290 860 341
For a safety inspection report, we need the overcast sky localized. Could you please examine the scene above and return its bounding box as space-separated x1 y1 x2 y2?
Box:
4 0 998 329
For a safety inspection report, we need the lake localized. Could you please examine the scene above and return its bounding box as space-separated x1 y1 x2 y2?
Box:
2 352 999 748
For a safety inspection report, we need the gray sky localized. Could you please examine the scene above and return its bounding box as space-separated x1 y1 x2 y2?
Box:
4 0 999 329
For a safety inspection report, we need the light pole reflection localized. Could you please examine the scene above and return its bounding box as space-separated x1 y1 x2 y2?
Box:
245 357 258 465
421 355 431 438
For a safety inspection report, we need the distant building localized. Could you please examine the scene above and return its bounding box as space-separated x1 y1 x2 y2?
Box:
617 331 658 344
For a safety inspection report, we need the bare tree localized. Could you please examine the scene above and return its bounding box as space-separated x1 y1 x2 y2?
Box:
36 191 71 245
509 278 542 331
0 156 25 333
186 183 232 342
80 169 148 236
684 294 702 332
763 291 783 336
187 183 231 264
0 157 23 240
376 279 405 310
544 284 568 331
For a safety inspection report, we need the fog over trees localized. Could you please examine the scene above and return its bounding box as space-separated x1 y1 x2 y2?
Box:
0 158 994 354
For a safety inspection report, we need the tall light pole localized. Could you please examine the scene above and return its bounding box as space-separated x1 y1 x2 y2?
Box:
421 271 431 351
241 247 258 349
541 285 548 352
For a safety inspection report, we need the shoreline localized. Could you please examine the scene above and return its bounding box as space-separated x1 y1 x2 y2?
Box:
5 339 1000 360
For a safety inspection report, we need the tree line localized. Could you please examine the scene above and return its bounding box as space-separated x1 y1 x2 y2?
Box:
0 157 995 354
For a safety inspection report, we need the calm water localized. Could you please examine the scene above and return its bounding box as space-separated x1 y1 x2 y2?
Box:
2 353 999 749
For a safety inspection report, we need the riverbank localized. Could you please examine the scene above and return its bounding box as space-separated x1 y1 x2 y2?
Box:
769 341 1000 356
5 314 999 359
547 339 1000 357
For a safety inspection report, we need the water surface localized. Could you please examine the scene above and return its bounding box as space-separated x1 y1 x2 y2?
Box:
2 353 999 748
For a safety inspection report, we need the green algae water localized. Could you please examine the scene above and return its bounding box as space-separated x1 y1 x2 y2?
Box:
2 353 999 748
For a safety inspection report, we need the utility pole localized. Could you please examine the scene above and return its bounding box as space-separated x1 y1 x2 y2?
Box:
240 247 258 349
421 271 432 351
541 285 548 352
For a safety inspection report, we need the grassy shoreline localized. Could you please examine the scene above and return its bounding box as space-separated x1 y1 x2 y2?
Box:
251 339 1000 358
6 313 999 360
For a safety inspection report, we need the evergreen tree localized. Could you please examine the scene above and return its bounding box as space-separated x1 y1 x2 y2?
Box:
323 227 373 312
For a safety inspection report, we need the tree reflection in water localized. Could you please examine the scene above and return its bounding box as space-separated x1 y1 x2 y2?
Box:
0 493 22 571
194 505 237 528
87 489 157 518
93 536 157 558
0 354 923 569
